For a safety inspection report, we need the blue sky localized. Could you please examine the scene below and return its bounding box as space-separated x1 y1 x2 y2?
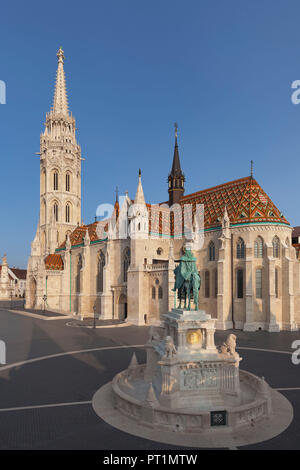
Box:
1 0 300 268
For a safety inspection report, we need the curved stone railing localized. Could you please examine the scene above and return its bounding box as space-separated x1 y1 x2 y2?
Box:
112 366 272 432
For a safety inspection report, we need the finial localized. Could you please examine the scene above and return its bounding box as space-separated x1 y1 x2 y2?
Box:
174 122 178 139
57 47 65 64
139 168 141 177
250 160 254 178
115 186 119 203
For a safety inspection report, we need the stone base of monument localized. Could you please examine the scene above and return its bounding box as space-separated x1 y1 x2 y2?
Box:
92 309 293 447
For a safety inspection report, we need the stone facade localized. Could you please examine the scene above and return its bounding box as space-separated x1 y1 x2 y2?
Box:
26 48 300 332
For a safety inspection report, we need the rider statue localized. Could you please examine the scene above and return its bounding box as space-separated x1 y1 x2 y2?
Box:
172 248 201 311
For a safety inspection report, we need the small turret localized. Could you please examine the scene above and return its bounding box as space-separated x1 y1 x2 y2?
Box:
129 169 149 239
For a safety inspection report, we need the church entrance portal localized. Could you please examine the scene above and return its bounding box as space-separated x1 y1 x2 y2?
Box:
118 294 127 320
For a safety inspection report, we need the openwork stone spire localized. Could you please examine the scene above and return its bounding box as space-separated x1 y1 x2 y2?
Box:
134 169 146 205
52 47 69 116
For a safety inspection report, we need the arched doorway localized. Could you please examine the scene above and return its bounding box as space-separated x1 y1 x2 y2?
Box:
118 294 127 320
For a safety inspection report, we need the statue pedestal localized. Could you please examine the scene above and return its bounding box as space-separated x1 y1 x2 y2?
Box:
148 308 239 409
109 307 273 434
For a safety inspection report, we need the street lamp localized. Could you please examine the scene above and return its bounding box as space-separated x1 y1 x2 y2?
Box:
93 303 97 329
42 294 47 314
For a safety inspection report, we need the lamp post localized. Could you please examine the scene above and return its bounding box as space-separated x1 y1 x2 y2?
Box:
93 304 97 329
43 294 47 314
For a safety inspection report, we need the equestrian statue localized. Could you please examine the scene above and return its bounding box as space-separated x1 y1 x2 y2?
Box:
172 249 201 311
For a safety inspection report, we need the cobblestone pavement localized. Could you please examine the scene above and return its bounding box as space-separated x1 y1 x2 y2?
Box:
0 307 299 449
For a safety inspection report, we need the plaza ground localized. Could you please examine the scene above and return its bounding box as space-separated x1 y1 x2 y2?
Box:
0 302 300 450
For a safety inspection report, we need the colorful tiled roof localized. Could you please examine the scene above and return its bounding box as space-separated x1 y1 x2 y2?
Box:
45 254 64 270
50 176 289 261
58 220 108 250
179 176 289 229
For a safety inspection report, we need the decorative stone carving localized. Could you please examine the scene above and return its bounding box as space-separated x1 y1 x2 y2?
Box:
163 336 177 359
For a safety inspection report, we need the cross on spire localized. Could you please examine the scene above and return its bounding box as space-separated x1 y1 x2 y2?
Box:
174 122 178 139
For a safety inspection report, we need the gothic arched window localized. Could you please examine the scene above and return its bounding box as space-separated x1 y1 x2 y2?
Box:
237 269 244 298
214 269 218 298
66 172 71 192
53 202 58 222
208 241 215 261
158 286 163 299
275 268 279 298
256 268 263 299
123 248 131 282
254 237 263 258
76 255 82 293
237 238 245 259
152 286 156 299
53 171 59 191
273 236 280 258
205 271 210 298
65 203 71 223
97 251 105 293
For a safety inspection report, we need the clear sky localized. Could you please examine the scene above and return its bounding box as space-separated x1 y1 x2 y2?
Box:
1 0 300 268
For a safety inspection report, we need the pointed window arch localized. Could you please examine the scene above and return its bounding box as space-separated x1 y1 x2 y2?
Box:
53 202 58 222
66 172 71 192
76 254 82 293
97 251 105 293
53 171 59 191
65 203 71 223
214 269 218 298
237 237 245 259
205 271 210 298
152 286 156 299
275 268 280 298
158 286 163 299
237 269 244 298
273 236 280 258
256 268 263 299
123 248 131 282
254 236 263 258
208 241 215 261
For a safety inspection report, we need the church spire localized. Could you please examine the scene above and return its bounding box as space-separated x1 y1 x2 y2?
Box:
168 123 185 206
52 47 69 116
134 169 146 205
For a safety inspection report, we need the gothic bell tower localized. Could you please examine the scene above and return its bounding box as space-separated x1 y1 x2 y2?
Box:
168 123 185 206
39 47 82 254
